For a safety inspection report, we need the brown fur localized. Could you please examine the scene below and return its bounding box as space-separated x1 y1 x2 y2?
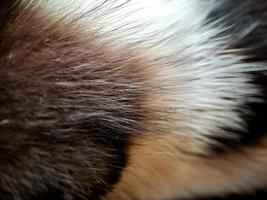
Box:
0 1 153 199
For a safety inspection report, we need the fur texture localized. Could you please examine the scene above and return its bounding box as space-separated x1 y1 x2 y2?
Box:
1 0 267 200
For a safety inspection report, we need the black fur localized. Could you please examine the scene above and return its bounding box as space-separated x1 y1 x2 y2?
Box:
206 0 267 150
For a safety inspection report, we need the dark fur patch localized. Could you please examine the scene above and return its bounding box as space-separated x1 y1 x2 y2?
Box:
206 1 267 151
0 1 149 199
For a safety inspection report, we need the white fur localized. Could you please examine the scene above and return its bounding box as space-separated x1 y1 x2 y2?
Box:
35 0 266 146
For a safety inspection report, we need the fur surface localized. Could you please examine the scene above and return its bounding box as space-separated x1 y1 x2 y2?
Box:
1 0 267 200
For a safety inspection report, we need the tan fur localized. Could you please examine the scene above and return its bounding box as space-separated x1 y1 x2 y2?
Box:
103 134 267 200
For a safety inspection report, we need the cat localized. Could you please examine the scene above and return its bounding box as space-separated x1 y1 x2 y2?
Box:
1 1 267 200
